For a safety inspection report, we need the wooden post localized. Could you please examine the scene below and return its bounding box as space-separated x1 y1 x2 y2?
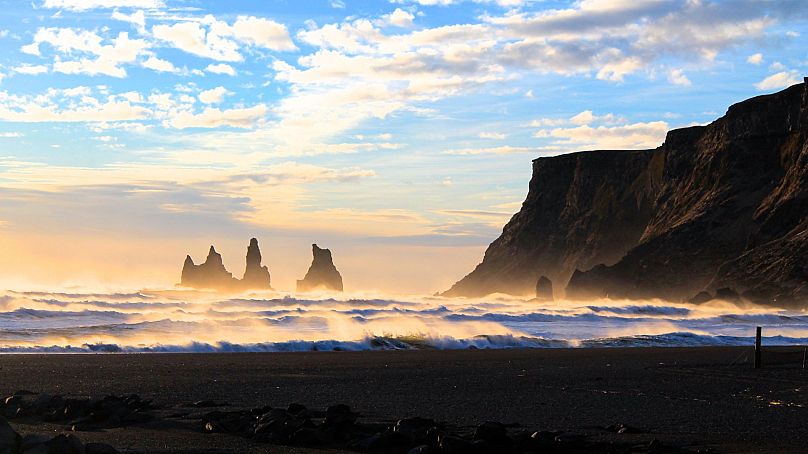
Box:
754 326 762 369
802 347 806 370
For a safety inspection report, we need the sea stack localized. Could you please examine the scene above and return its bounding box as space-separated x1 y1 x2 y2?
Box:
296 244 343 292
180 246 238 290
241 238 272 289
535 276 554 301
180 239 273 291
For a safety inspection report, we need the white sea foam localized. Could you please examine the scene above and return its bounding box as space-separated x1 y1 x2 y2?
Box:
0 289 806 353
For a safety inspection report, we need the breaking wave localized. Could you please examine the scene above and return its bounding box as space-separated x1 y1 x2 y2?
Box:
1 289 807 352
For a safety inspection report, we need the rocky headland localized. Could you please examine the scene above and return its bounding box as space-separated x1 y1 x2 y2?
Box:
296 244 344 292
180 238 272 291
444 79 808 307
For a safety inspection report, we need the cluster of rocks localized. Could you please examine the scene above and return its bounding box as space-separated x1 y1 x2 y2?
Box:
1 391 154 431
197 403 670 453
180 239 344 293
0 418 119 454
181 238 272 291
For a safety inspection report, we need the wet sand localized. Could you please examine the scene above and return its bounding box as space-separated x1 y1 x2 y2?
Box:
2 347 807 452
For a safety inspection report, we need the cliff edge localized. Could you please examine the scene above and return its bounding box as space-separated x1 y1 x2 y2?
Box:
444 79 808 307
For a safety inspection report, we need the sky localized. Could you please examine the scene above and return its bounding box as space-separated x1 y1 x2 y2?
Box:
0 0 806 294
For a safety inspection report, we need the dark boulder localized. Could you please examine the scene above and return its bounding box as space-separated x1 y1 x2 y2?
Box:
689 291 714 304
535 276 554 301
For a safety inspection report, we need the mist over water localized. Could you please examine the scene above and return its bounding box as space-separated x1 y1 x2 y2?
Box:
1 289 807 352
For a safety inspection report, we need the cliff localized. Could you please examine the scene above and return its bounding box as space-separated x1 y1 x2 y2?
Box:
297 244 343 292
445 79 808 307
180 238 272 291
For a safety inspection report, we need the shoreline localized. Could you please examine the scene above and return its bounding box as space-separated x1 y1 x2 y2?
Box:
2 347 808 452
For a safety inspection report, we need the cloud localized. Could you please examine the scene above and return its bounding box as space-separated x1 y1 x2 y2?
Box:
12 64 49 75
197 86 228 104
747 53 763 65
0 132 23 138
205 63 236 76
142 55 177 73
164 104 267 129
111 9 146 32
0 94 150 123
667 68 691 86
380 9 415 28
754 70 801 91
152 14 295 62
24 29 148 77
444 145 536 155
478 131 505 139
534 121 669 150
42 0 164 10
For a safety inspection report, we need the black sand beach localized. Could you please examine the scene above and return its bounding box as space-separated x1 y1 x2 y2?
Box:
2 347 808 453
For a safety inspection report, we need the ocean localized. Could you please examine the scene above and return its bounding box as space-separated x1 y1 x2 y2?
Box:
1 289 806 352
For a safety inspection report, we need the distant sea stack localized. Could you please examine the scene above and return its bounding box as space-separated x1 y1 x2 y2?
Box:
297 244 343 292
241 238 272 289
180 238 272 291
444 79 808 307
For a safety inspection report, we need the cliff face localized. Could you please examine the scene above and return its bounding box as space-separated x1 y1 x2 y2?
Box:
445 80 808 307
297 244 343 292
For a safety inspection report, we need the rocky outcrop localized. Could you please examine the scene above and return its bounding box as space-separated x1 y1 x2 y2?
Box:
242 238 272 289
297 244 343 292
535 276 553 302
181 246 239 290
445 79 808 307
180 238 272 291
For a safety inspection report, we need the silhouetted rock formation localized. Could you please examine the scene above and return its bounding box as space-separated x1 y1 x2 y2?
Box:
535 276 553 301
181 246 239 290
297 244 343 292
180 238 272 291
242 238 272 289
688 291 713 305
445 79 808 307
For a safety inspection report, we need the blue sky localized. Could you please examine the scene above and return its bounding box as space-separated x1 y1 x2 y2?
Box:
0 0 806 292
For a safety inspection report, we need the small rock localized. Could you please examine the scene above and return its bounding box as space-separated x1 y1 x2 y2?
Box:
474 421 507 442
85 443 119 454
715 287 741 302
688 291 713 304
0 417 21 454
44 434 85 454
535 275 554 301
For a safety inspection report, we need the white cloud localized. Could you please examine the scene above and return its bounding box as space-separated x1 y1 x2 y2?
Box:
747 53 763 65
380 9 415 28
198 86 228 104
478 131 505 140
0 94 150 123
152 14 295 62
205 63 236 76
667 68 691 86
444 145 535 155
12 64 49 75
534 121 669 150
42 0 164 10
754 70 801 91
24 28 148 77
164 104 267 129
142 56 177 73
0 132 23 138
229 16 297 51
111 9 146 32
